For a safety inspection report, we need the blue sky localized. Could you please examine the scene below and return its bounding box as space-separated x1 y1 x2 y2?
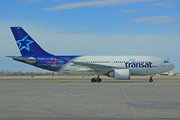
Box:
0 0 180 73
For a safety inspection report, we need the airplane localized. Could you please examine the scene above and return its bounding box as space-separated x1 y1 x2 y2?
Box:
7 27 175 82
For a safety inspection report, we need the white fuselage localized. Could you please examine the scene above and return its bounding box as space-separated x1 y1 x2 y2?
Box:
58 56 175 76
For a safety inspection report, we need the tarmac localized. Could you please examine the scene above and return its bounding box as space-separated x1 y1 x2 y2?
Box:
0 77 180 120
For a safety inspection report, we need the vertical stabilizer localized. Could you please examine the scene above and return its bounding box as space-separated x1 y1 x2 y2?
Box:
10 27 53 56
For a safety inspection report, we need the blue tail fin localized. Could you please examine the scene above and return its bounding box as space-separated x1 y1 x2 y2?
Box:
10 27 53 56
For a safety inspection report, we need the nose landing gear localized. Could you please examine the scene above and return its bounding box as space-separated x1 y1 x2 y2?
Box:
149 78 153 82
149 75 154 82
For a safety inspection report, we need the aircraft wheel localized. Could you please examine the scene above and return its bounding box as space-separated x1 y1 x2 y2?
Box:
91 78 96 83
149 79 153 82
97 78 102 83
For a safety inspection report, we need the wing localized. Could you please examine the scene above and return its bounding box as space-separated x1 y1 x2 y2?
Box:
71 61 124 72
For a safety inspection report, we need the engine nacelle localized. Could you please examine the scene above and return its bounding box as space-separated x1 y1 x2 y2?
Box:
108 69 130 80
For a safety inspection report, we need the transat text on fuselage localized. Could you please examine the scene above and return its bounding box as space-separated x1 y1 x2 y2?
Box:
125 61 152 68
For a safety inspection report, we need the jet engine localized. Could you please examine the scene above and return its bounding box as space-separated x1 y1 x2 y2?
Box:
108 69 130 80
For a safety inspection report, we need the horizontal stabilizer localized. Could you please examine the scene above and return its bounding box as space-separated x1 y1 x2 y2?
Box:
6 56 36 64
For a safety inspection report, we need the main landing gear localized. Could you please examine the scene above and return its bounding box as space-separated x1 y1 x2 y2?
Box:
91 73 102 83
149 75 154 82
91 78 102 82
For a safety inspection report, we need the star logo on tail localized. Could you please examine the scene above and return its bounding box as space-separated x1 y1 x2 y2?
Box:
16 35 34 51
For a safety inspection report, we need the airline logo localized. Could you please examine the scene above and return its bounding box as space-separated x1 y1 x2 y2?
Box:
129 58 135 61
16 35 34 51
125 58 152 68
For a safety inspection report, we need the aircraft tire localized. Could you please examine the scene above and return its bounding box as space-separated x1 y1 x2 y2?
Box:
149 79 153 82
97 78 102 83
91 78 96 83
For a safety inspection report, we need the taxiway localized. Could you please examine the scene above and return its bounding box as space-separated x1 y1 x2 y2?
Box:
0 79 180 120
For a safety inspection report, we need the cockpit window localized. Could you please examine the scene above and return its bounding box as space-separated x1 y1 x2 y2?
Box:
164 61 170 63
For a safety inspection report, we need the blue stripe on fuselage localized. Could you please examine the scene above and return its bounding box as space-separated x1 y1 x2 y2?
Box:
35 56 80 71
14 56 80 71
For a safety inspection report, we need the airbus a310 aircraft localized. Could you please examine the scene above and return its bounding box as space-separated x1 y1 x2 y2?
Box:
7 27 175 82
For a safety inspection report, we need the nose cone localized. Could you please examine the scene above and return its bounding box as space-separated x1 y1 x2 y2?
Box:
170 63 175 70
